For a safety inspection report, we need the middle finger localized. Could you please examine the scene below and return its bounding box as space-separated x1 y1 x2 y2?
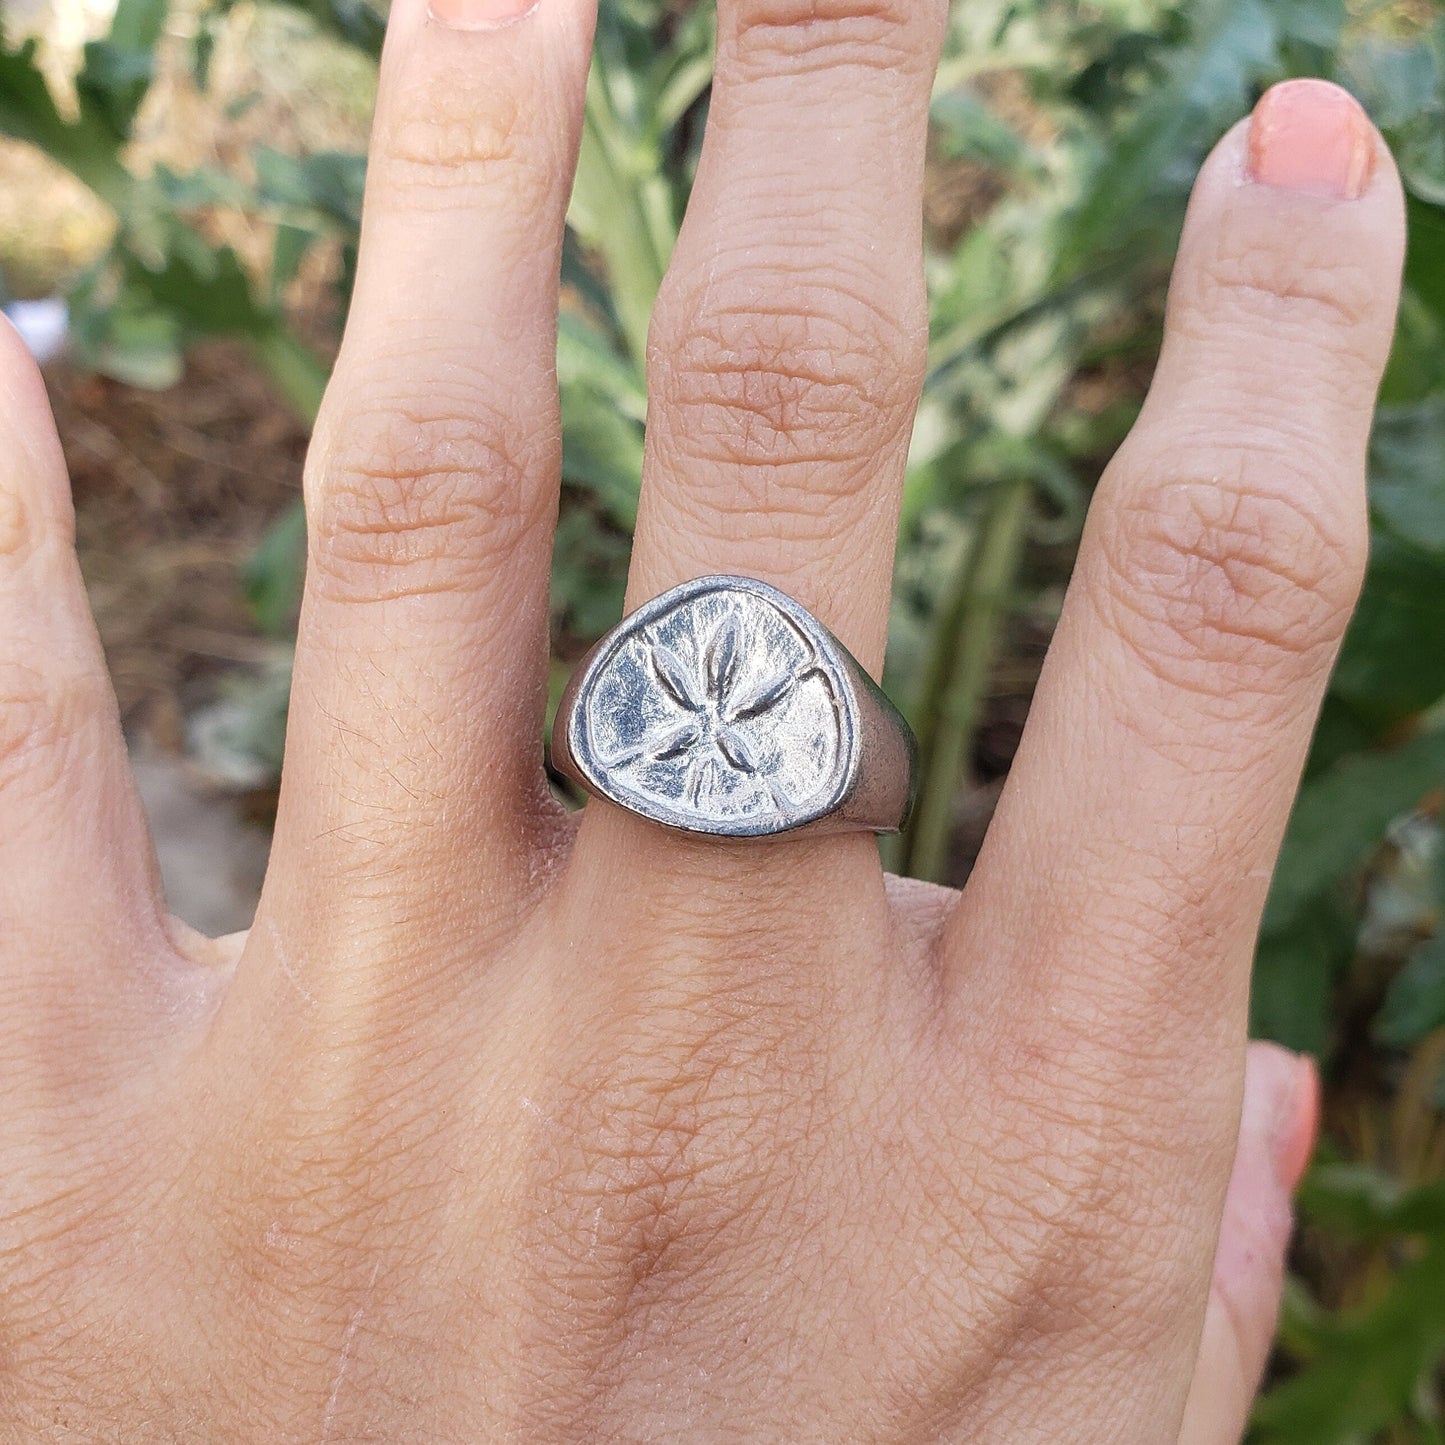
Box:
630 0 946 669
571 0 946 910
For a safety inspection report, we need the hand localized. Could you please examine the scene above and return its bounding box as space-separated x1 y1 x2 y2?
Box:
0 0 1404 1438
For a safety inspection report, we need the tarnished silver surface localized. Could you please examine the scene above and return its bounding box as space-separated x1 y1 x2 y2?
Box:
552 576 916 838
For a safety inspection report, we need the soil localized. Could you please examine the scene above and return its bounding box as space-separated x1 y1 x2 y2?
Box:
51 342 307 736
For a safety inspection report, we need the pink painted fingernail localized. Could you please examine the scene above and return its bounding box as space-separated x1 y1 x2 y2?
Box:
428 0 538 30
1248 79 1375 201
1273 1054 1321 1193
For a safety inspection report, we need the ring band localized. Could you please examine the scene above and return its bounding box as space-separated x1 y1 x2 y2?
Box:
551 576 917 838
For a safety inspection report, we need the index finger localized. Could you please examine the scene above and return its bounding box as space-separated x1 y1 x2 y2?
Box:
948 85 1404 1104
941 80 1405 1433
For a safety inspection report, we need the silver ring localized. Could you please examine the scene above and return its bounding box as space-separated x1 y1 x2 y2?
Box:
551 576 917 839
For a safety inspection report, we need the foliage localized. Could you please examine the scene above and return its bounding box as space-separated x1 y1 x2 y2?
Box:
0 0 333 407
3 0 1445 1435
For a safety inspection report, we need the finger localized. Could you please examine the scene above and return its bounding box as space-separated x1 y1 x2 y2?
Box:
568 0 946 910
1178 1044 1317 1445
625 0 945 673
0 318 174 1068
948 83 1404 1048
256 0 596 978
942 88 1399 1425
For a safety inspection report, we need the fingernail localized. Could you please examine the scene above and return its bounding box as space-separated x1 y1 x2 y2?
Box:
428 0 538 29
1248 79 1375 201
1240 1045 1320 1194
1274 1054 1321 1193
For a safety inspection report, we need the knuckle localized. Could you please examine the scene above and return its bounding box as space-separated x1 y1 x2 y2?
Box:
376 55 548 211
0 663 83 796
731 0 928 73
523 1017 809 1332
307 391 551 605
1193 227 1381 337
650 272 925 513
1090 459 1365 696
536 1064 748 1254
977 1055 1233 1360
0 483 68 565
0 485 34 561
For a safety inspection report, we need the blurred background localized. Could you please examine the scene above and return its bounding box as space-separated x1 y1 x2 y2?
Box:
1 0 1443 1434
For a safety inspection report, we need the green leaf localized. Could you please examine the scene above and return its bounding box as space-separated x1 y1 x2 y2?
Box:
0 35 59 149
248 325 329 423
1333 532 1445 723
1251 896 1355 1053
1402 126 1445 208
569 32 682 367
106 0 167 54
1375 20 1445 204
78 40 157 138
68 258 184 389
650 0 715 135
244 501 307 637
1379 288 1445 406
560 385 644 528
931 90 1033 172
0 35 130 206
557 312 645 420
1376 932 1445 1047
1304 693 1381 778
75 0 168 139
1264 728 1445 933
81 317 184 389
1253 1238 1445 1444
551 506 629 642
192 12 218 90
1370 396 1445 552
1405 193 1445 324
152 164 241 209
1271 0 1347 52
1301 1162 1445 1239
253 148 366 229
561 229 621 333
1053 0 1278 281
1341 34 1440 132
134 241 270 335
1374 808 1445 1048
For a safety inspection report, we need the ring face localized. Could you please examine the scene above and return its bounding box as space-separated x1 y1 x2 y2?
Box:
563 577 859 837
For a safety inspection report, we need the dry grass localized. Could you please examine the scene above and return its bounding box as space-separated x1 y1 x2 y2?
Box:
50 342 308 735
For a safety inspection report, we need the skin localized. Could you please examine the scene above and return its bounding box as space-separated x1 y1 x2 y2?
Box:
0 1 1405 1440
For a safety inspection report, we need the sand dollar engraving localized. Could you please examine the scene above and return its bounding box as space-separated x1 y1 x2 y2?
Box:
568 578 858 836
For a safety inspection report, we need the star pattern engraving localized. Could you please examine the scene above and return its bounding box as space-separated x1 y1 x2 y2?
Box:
640 608 800 810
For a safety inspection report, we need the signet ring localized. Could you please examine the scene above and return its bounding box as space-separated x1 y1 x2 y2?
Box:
551 576 917 839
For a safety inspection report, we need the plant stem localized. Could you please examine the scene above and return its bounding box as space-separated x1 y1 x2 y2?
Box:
576 65 671 369
248 324 328 424
903 478 1031 883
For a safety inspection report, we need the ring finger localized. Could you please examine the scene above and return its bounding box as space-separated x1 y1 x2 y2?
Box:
569 0 947 912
